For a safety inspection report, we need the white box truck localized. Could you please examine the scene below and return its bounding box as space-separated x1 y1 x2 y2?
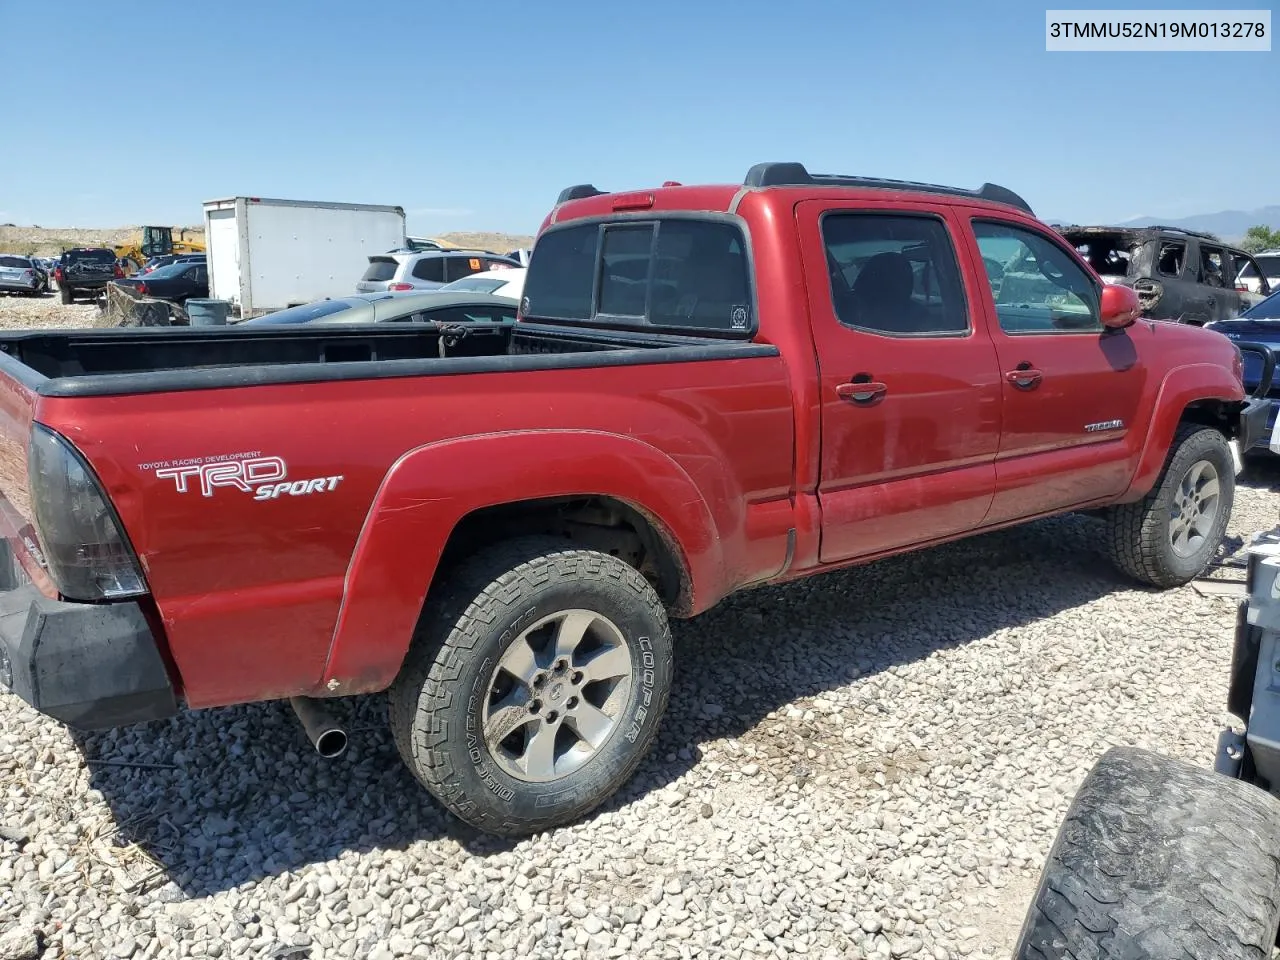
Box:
203 197 407 318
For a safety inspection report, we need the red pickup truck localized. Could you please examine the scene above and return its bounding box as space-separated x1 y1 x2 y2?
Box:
0 162 1271 837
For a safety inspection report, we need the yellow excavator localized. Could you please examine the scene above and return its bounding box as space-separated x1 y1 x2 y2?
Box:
113 226 206 275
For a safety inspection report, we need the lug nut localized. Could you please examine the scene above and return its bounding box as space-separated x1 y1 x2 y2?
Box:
528 699 542 713
547 710 559 723
566 696 579 709
571 670 584 685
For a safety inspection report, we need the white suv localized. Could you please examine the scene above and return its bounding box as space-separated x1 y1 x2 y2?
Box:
1236 250 1280 295
356 250 520 294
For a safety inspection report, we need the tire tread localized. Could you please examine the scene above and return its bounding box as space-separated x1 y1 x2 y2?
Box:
1015 746 1280 960
388 536 670 835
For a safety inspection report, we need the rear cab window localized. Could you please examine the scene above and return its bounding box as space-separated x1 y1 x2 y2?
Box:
521 218 754 336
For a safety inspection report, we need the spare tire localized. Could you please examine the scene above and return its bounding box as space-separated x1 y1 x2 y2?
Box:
1015 746 1280 959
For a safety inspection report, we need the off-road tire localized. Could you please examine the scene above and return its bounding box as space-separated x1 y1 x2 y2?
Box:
388 537 674 837
1103 424 1234 587
59 285 72 304
1015 746 1280 959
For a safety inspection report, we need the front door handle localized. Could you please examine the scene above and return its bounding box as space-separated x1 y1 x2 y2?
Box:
1005 367 1043 390
836 381 887 405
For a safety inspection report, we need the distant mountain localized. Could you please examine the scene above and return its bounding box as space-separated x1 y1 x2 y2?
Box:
1116 206 1280 242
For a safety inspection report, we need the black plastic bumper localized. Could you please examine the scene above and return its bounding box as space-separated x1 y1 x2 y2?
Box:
1240 397 1272 452
0 585 177 730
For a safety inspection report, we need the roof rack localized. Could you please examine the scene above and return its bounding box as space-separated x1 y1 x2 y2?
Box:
1126 225 1222 242
742 162 1034 215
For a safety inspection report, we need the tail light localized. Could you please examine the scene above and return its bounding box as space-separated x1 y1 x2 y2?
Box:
54 266 63 282
27 424 146 601
388 282 414 291
138 283 148 296
1232 345 1244 386
113 264 124 278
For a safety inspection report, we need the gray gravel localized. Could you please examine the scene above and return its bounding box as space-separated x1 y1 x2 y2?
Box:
1 295 1277 959
0 291 100 331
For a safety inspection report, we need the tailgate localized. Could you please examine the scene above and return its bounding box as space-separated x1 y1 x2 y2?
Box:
0 355 45 589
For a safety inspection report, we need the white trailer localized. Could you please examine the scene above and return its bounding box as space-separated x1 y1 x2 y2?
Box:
203 197 407 318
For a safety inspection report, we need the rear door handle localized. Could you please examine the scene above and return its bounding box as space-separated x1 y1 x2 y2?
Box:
836 381 887 404
1005 368 1043 390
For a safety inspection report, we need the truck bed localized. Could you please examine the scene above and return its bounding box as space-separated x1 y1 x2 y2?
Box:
0 321 771 397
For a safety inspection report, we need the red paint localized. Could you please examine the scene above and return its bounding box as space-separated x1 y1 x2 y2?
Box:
0 178 1248 710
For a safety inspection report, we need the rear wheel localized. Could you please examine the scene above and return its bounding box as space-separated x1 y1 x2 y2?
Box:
59 285 72 304
1103 424 1234 587
388 537 674 836
1014 746 1280 959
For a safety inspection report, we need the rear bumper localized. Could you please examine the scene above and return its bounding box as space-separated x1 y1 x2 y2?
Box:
0 585 177 730
1240 397 1273 452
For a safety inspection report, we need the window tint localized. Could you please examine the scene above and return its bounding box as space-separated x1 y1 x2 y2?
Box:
443 256 489 283
362 258 398 282
822 214 967 335
1199 246 1226 287
411 258 445 283
598 225 653 316
0 256 28 268
522 219 752 332
1156 240 1186 276
64 249 115 264
1071 234 1135 278
649 220 751 330
1257 255 1280 277
972 221 1100 334
521 223 600 322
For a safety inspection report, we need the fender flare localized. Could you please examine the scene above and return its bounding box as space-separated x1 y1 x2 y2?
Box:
1123 362 1244 500
318 429 723 693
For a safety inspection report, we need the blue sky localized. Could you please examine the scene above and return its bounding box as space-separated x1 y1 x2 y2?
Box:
1 0 1275 235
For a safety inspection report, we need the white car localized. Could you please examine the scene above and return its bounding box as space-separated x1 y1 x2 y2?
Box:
438 266 526 300
1235 250 1280 295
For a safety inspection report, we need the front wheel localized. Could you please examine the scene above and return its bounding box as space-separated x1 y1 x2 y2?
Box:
1103 424 1234 588
389 537 674 836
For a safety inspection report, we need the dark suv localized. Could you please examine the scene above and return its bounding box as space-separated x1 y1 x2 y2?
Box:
55 248 122 304
1056 225 1272 326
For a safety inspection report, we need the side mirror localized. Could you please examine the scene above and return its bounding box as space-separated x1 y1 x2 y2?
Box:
1100 283 1141 329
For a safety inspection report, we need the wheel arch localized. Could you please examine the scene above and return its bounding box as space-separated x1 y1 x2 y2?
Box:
318 429 722 696
1122 363 1245 501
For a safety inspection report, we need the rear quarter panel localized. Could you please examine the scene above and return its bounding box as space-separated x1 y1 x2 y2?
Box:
40 354 795 707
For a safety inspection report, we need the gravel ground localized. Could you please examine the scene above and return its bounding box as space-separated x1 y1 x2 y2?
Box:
0 291 1278 959
0 292 100 330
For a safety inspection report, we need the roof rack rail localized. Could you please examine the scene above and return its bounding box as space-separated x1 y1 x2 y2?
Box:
1124 225 1222 242
556 184 606 204
742 161 1034 215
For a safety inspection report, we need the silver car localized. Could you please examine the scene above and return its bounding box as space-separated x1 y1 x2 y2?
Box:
356 250 520 294
0 255 41 295
239 291 518 326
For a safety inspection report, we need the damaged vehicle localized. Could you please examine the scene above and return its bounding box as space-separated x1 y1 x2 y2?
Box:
1057 225 1271 325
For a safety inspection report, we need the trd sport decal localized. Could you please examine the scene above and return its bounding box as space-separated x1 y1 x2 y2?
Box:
139 452 343 500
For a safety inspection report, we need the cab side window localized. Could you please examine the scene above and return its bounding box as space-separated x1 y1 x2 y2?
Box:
972 221 1101 334
821 213 968 336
